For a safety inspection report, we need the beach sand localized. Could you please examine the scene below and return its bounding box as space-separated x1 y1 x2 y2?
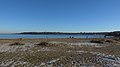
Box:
0 38 120 67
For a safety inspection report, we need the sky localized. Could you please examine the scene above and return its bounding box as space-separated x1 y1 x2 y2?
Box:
0 0 120 33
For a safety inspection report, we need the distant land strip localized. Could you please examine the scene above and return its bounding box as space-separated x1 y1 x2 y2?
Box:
19 32 107 35
17 31 120 37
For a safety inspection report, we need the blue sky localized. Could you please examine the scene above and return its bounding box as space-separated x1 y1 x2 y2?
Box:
0 0 120 33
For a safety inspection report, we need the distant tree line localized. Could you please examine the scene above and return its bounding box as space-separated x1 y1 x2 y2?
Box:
19 32 106 35
18 31 120 37
105 31 120 37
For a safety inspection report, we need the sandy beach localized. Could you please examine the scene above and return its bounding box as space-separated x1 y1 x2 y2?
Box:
1 0 120 66
0 38 120 67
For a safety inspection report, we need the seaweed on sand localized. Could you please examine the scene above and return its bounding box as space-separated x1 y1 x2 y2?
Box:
90 40 104 43
9 42 25 46
35 42 49 46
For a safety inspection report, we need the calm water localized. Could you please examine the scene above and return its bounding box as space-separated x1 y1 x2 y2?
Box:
0 34 105 39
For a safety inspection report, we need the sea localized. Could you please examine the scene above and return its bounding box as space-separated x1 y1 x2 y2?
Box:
0 34 106 39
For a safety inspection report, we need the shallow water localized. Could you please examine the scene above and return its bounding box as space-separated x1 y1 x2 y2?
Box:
0 34 105 39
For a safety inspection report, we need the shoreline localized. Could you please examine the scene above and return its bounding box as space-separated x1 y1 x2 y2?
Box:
0 38 111 43
0 37 118 42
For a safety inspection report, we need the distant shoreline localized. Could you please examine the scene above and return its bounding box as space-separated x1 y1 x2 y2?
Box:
16 31 120 37
18 32 107 35
0 31 119 38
